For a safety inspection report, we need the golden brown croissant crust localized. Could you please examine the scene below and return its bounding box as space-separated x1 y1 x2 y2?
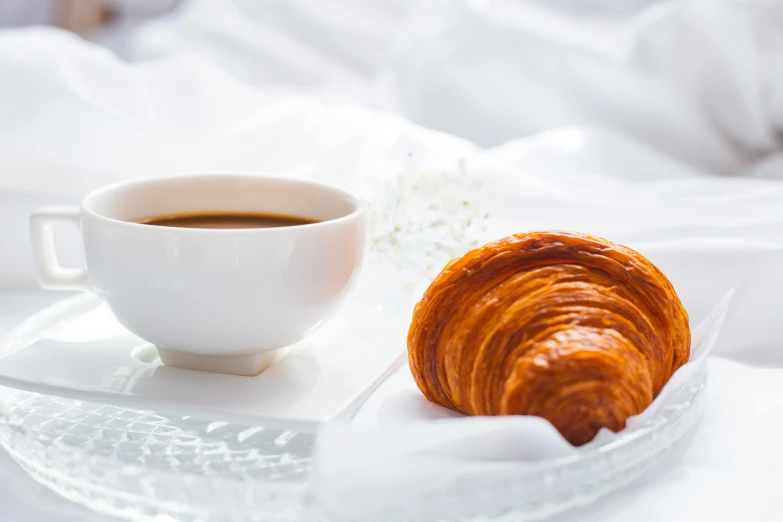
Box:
407 231 690 446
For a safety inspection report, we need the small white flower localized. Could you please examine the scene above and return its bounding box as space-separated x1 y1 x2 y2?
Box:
368 162 489 280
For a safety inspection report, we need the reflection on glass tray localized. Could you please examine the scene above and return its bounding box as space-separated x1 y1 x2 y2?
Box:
0 358 707 522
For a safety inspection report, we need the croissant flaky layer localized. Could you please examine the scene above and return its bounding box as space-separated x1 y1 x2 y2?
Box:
407 231 691 446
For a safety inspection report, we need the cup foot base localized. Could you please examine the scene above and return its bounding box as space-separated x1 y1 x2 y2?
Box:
157 348 278 376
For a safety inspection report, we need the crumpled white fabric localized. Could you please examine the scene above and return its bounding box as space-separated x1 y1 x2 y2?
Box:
1 25 783 522
387 0 783 175
123 0 783 176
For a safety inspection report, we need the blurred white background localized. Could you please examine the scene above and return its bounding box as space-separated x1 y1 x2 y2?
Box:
4 0 781 176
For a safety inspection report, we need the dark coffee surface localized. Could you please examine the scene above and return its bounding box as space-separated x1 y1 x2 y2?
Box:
136 212 318 229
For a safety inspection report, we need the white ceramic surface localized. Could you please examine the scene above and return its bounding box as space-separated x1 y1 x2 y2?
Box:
29 174 366 376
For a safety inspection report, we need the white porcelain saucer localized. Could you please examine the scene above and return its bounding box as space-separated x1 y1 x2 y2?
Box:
0 261 413 431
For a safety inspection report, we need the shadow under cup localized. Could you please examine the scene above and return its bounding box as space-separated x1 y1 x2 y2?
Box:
80 175 366 376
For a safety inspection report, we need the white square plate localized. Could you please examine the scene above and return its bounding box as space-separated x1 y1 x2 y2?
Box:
0 262 413 431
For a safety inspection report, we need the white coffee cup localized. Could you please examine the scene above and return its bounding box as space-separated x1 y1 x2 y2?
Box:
30 174 366 376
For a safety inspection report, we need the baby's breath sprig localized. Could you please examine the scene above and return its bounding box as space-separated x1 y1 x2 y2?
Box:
367 160 490 280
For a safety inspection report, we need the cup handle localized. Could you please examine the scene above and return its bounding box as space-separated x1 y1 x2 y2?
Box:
30 207 92 291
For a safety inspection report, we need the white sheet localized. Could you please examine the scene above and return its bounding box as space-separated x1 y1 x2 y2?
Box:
124 0 783 175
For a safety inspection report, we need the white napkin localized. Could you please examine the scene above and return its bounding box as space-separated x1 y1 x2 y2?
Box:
310 291 732 518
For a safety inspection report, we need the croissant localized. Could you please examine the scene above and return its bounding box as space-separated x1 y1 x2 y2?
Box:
407 231 690 446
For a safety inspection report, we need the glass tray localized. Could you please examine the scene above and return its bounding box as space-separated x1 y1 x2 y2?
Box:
0 297 708 522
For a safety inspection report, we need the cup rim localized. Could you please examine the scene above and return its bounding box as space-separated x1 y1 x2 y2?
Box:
81 172 366 233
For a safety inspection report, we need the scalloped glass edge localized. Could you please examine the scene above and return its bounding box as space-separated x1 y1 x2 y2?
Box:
0 295 707 522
